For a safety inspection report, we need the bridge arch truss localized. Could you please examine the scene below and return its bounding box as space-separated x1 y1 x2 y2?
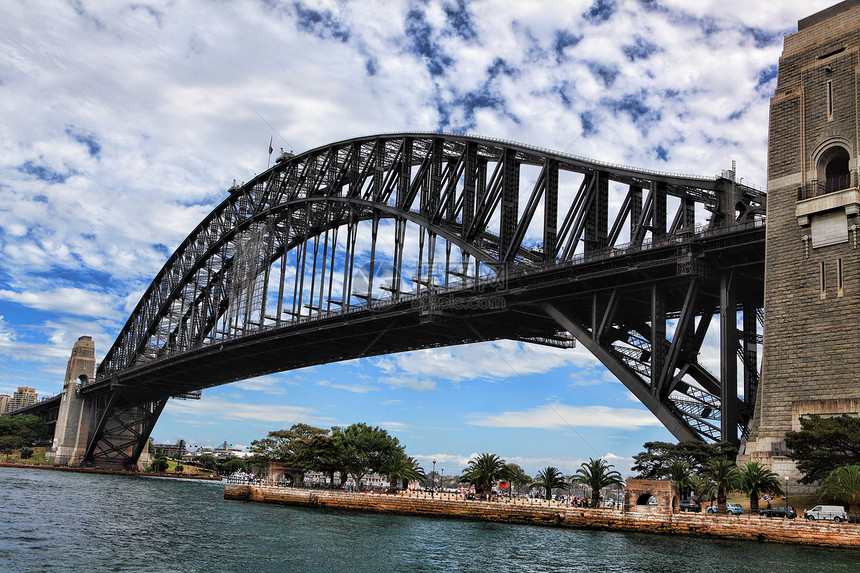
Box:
80 133 765 468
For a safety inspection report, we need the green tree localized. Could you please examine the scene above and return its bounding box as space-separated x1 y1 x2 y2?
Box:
505 463 532 496
380 450 423 492
459 453 510 500
332 423 401 489
705 458 741 514
20 446 34 460
0 415 50 447
175 464 184 473
531 466 567 500
667 459 696 498
251 424 331 467
172 438 186 461
192 453 218 470
632 440 738 480
737 462 783 512
690 474 717 507
222 457 248 474
818 464 860 520
785 414 860 484
571 458 624 505
149 456 169 472
302 434 343 486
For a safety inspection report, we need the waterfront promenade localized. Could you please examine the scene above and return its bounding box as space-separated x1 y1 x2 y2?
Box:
226 482 860 550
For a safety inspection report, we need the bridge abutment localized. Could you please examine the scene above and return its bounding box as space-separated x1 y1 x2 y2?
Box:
740 0 860 487
47 336 96 466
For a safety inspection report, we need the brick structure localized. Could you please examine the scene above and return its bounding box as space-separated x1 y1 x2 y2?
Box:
740 1 860 486
624 479 678 514
265 461 305 485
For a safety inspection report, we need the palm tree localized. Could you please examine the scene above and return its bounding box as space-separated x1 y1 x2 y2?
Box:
690 474 717 509
531 466 567 500
705 458 741 514
818 464 860 520
737 461 783 512
667 459 695 499
571 458 624 506
380 450 423 493
459 453 510 500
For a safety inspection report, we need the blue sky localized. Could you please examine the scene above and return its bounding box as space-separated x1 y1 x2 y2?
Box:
0 0 836 477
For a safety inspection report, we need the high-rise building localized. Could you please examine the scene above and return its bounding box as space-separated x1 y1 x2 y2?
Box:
8 386 38 412
0 394 10 414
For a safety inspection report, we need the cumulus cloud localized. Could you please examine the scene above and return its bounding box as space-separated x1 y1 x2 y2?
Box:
374 340 599 382
164 396 323 425
467 403 663 430
0 287 121 319
0 0 830 466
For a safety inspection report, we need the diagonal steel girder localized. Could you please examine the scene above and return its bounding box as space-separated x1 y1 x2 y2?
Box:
83 391 167 469
540 301 700 442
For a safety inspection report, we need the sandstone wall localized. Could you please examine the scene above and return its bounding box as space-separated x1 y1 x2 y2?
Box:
225 485 860 550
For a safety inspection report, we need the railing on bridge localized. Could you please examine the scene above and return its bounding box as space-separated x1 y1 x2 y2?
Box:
797 175 857 200
130 218 765 368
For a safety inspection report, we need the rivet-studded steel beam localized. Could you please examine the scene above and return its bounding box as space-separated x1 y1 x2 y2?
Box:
72 133 764 468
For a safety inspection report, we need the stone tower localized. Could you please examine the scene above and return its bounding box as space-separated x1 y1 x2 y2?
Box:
741 1 860 481
47 336 96 466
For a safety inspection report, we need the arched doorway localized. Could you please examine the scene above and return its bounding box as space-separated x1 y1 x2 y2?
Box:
817 145 851 194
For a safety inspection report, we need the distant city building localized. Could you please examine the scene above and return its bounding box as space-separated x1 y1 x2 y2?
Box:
9 387 37 412
153 443 185 458
0 394 10 414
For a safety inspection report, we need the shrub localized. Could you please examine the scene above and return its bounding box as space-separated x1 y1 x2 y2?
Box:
149 457 169 472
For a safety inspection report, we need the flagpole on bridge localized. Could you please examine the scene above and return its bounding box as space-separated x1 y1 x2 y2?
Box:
267 135 273 169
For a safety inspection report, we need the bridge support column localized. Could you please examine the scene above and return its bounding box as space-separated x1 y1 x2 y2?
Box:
740 3 860 486
46 336 96 466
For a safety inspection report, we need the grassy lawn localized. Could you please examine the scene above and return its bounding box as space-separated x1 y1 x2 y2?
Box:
164 459 213 475
1 446 50 465
1 448 212 476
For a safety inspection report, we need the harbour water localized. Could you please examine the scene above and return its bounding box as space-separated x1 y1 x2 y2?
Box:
2 466 858 572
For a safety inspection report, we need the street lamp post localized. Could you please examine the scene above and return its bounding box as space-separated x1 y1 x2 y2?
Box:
432 459 436 499
785 476 790 518
441 468 444 496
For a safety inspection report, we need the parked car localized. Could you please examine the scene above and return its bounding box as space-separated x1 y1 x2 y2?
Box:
679 498 701 512
706 502 744 515
805 505 847 522
759 505 797 519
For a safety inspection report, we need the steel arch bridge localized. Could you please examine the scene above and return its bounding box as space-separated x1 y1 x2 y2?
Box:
70 133 765 469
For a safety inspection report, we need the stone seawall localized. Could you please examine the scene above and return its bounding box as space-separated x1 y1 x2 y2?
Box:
0 461 221 481
225 484 860 550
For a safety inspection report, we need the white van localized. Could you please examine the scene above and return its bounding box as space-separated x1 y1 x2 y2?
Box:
804 505 847 522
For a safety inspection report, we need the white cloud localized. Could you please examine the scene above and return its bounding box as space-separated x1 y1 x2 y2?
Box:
373 340 599 382
379 375 436 392
318 380 379 394
0 288 121 319
164 396 319 425
0 0 834 471
467 403 662 430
